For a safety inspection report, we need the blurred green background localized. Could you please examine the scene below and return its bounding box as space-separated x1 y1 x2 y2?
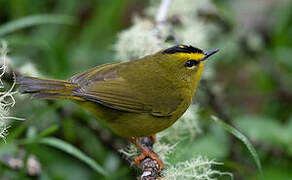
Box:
0 0 292 179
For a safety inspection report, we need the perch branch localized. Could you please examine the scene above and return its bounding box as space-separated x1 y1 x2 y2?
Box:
137 137 162 180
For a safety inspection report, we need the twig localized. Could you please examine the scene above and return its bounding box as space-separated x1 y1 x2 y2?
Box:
156 0 172 24
138 137 162 180
155 0 172 36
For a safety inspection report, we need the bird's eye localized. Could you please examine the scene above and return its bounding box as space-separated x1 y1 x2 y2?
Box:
184 60 200 68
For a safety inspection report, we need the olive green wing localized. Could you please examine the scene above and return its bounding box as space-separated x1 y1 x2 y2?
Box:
69 62 181 116
69 63 152 114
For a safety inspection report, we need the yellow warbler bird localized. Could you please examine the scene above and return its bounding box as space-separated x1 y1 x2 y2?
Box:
16 44 218 169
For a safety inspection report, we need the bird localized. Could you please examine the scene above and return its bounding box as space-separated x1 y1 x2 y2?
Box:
16 44 219 169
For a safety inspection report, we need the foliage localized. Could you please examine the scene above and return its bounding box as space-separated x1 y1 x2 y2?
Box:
212 116 262 175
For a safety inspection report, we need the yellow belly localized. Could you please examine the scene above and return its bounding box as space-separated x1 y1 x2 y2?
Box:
75 100 189 137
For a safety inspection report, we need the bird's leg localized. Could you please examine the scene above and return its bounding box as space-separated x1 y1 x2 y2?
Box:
130 136 163 170
150 135 156 143
134 144 163 170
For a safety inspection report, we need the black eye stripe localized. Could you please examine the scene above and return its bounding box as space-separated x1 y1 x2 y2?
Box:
185 60 200 67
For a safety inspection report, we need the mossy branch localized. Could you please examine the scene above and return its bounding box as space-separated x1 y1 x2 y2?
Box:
138 137 162 180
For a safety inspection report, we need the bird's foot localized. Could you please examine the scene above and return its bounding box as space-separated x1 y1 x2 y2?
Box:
134 145 163 170
130 136 163 170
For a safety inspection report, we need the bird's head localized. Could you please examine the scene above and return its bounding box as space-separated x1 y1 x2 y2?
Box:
155 44 219 89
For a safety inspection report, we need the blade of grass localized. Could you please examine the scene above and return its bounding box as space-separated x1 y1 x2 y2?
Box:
211 116 263 175
39 125 59 137
0 14 76 37
38 137 108 177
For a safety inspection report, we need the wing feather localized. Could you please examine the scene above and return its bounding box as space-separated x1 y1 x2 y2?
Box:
70 63 152 114
70 61 181 117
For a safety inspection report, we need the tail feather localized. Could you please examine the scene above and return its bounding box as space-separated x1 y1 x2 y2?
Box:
16 75 83 100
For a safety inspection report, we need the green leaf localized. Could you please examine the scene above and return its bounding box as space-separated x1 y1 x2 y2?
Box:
38 137 108 177
212 116 263 175
39 125 59 137
0 14 76 37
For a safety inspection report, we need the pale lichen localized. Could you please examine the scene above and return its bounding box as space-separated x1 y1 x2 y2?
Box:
158 105 202 143
17 62 40 77
0 41 24 143
162 156 232 180
115 17 164 61
119 143 139 165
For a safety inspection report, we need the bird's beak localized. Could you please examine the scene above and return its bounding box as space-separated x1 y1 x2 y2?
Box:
203 49 219 60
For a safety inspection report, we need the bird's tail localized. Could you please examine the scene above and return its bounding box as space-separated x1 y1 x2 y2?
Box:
16 75 82 100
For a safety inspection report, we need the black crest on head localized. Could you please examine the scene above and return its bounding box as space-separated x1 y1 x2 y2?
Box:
162 44 203 54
